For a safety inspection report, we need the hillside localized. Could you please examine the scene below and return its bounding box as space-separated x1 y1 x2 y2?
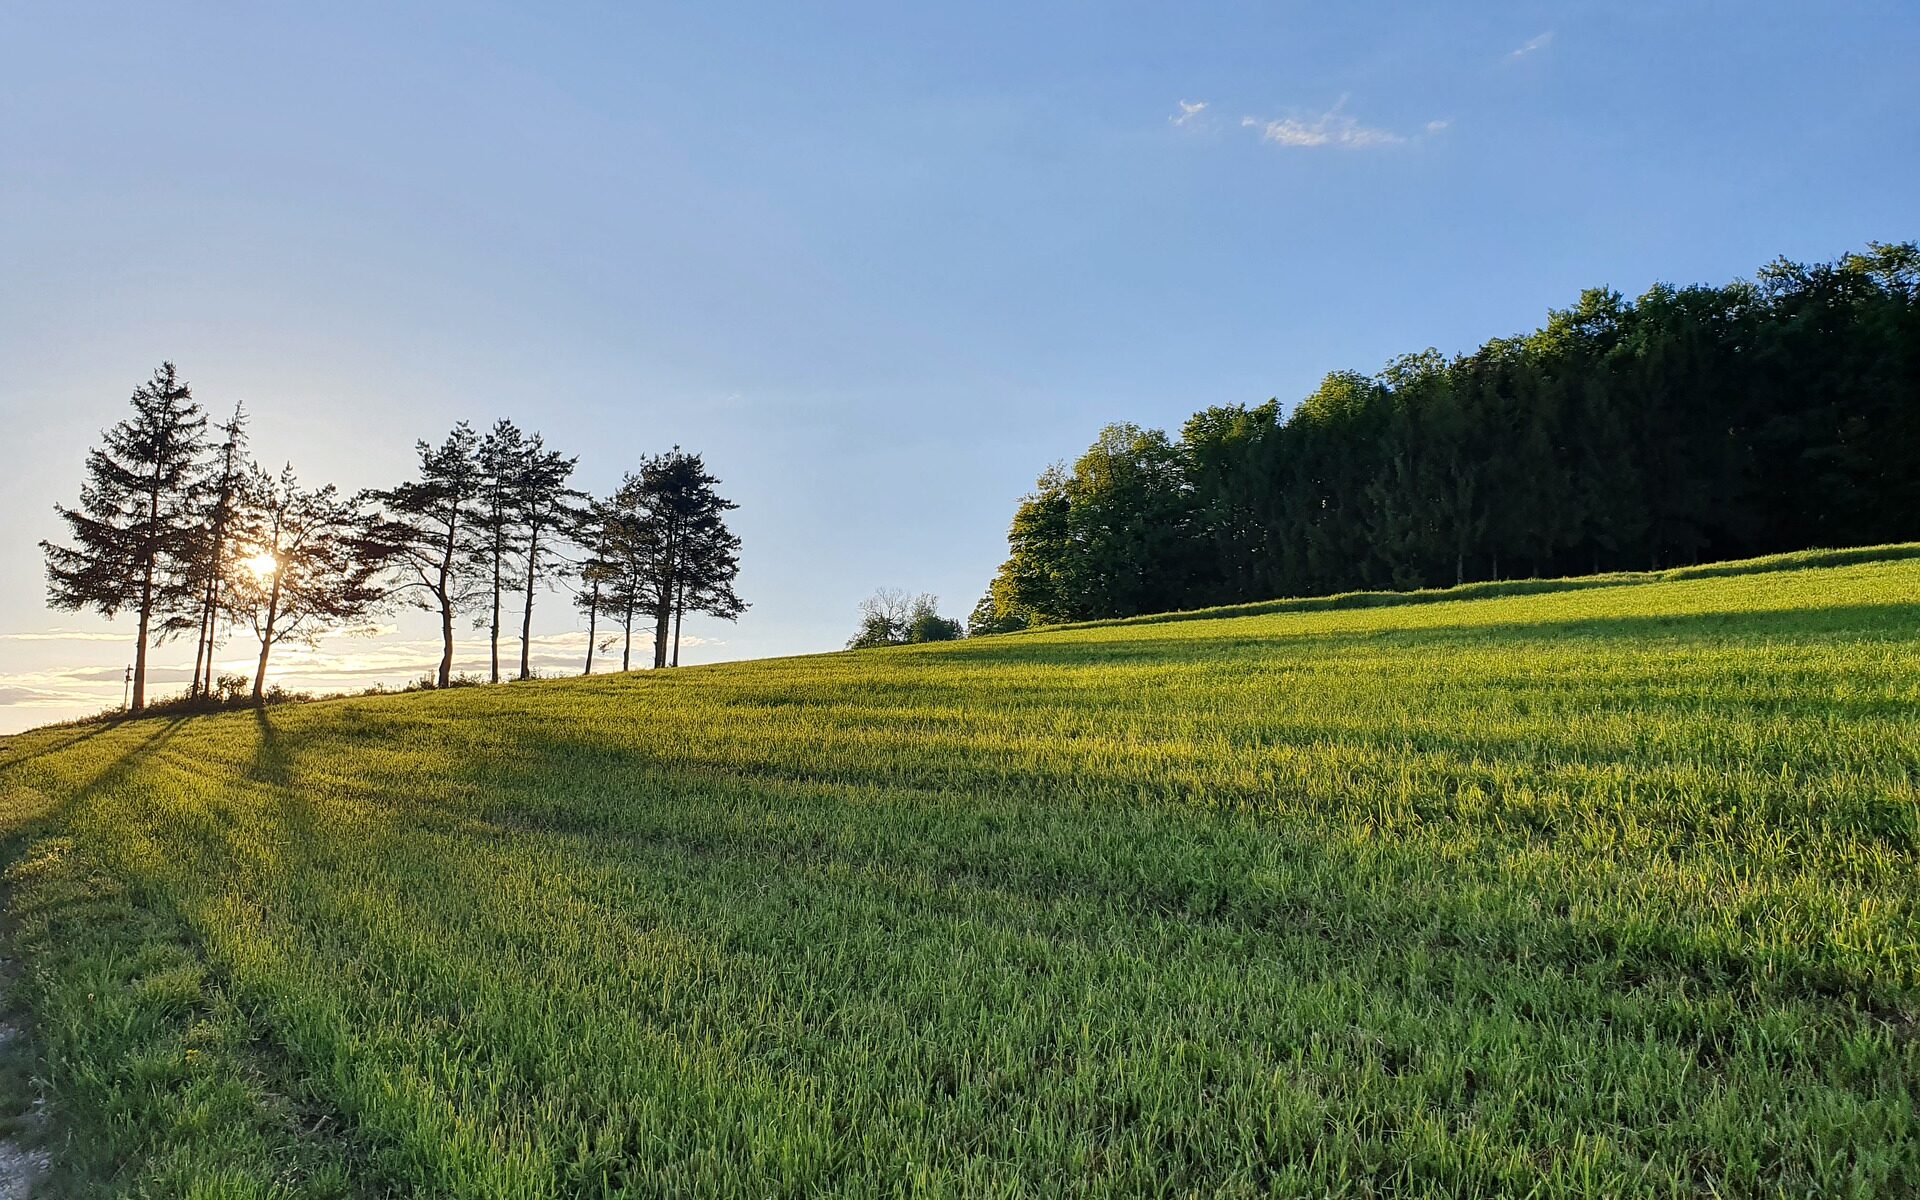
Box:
2 549 1917 1197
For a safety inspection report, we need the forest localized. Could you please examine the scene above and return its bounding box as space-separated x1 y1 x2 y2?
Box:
974 243 1920 628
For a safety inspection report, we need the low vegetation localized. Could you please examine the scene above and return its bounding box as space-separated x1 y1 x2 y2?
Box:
1 548 1916 1196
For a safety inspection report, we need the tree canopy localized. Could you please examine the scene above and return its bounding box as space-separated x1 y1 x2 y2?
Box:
977 243 1920 628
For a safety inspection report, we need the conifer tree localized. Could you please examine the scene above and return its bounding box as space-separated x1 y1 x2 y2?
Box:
472 420 528 683
41 362 207 710
513 435 582 680
370 424 483 688
179 402 249 698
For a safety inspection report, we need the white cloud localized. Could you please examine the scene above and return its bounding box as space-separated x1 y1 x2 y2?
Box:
1507 32 1554 61
1426 119 1452 135
1170 99 1208 128
1238 96 1427 150
0 628 130 642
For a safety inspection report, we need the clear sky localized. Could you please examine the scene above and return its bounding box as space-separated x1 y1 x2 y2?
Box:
2 2 1916 732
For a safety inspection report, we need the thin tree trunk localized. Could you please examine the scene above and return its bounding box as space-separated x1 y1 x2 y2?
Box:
489 537 502 684
437 518 457 688
621 601 633 673
251 573 282 702
439 595 456 688
518 521 539 680
582 581 598 676
651 522 676 669
672 574 685 668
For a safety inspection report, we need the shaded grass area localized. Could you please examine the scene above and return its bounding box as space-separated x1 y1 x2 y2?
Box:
0 555 1916 1196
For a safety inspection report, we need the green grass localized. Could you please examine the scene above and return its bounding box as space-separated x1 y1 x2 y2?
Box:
1 547 1916 1197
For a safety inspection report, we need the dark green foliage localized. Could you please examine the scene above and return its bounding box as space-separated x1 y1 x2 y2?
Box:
575 451 745 671
40 363 209 709
370 424 486 688
992 244 1920 622
848 590 963 648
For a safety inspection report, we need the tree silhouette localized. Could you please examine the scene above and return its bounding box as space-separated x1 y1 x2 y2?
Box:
228 463 387 701
41 362 207 710
371 424 483 688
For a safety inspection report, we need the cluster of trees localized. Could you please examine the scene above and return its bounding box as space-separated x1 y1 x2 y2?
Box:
974 243 1920 629
846 589 963 649
43 365 744 711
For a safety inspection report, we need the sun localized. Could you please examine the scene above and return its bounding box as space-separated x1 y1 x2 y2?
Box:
243 550 280 579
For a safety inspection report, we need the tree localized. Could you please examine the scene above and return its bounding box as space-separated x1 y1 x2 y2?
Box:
179 402 249 699
616 450 744 669
471 420 528 683
589 474 658 672
847 590 961 648
228 463 387 701
512 435 582 680
41 362 207 710
371 424 483 688
572 496 618 675
667 511 746 667
966 577 1031 636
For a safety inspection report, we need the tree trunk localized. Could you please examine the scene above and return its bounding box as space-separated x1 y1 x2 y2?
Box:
489 540 502 684
252 574 283 702
518 522 539 681
439 596 456 688
672 588 684 669
583 580 599 676
132 599 151 711
622 595 635 672
651 517 677 669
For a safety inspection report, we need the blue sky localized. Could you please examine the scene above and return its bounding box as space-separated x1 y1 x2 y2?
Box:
2 1 1916 730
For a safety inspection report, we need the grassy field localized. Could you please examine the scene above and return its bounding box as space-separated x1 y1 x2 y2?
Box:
1 549 1916 1197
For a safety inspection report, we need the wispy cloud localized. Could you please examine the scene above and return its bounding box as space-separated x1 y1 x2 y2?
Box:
1237 96 1433 150
1170 99 1208 128
0 628 129 642
1507 31 1554 61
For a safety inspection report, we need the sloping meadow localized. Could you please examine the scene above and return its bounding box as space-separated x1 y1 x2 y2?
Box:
1 551 1916 1196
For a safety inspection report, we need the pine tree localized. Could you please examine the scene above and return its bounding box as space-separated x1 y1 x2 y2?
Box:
512 436 582 681
41 362 208 710
181 402 249 698
620 450 743 669
370 424 483 688
472 420 528 683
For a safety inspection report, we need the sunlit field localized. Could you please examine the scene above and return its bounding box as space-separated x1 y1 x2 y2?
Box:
2 549 1916 1197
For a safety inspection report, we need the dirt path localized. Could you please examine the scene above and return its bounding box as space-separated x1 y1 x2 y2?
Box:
0 967 48 1200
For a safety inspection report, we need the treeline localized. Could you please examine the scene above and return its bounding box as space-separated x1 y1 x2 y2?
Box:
42 365 743 711
973 243 1920 629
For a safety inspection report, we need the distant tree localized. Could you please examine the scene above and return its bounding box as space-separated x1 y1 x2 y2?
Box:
667 512 746 667
228 463 386 701
178 402 249 698
370 424 483 688
966 580 1030 636
572 496 617 675
848 590 961 648
590 474 658 672
617 449 743 669
471 420 528 683
512 435 582 680
41 362 208 710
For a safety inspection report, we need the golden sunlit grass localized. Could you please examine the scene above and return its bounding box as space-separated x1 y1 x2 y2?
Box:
1 547 1916 1196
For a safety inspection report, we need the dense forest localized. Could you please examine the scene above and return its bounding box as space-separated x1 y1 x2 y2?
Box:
973 243 1920 630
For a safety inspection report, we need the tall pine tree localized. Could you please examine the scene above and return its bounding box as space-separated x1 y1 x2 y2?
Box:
42 362 208 710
